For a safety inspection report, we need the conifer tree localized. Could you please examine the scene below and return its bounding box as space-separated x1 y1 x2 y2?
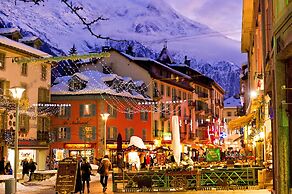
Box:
68 44 77 55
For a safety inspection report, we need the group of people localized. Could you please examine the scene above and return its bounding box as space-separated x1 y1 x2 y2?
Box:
0 157 12 175
79 155 112 193
21 158 37 182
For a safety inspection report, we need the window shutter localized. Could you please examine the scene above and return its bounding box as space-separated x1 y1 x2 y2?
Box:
107 104 111 115
91 104 96 116
65 106 71 117
4 81 10 96
140 112 143 120
142 129 146 140
92 126 96 140
37 117 42 131
44 117 50 131
113 127 117 140
66 127 71 140
125 128 129 141
130 128 134 137
24 115 29 131
80 104 84 117
79 126 84 140
45 89 50 102
107 126 110 139
145 112 148 120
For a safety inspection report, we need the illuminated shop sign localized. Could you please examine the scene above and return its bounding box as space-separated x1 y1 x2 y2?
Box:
64 144 94 149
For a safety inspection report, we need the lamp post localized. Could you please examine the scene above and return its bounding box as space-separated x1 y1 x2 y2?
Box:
101 113 110 156
9 87 25 192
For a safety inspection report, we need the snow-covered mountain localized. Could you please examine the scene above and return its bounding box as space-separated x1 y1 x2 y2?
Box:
0 0 245 97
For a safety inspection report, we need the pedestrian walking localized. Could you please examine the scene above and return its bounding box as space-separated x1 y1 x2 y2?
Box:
21 158 29 180
4 161 12 175
81 158 92 193
99 155 112 192
0 157 5 175
28 159 37 181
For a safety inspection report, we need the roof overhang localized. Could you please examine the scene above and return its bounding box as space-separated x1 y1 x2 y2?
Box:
241 0 254 53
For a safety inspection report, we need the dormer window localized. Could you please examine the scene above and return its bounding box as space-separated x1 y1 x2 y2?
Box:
68 76 87 91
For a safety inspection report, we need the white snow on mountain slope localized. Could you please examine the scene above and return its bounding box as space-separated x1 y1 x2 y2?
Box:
0 0 245 65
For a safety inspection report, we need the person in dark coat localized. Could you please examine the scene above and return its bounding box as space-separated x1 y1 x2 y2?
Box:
4 161 12 175
99 155 112 192
0 157 5 175
21 158 29 180
28 159 37 181
81 159 92 193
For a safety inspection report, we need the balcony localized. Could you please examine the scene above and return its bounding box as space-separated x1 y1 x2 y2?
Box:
198 92 208 98
172 96 181 107
37 131 49 143
198 122 209 128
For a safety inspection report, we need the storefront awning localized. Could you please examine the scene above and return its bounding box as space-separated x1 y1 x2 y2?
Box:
228 112 255 130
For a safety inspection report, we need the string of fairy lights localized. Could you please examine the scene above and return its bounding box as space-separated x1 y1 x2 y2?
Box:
1 51 196 117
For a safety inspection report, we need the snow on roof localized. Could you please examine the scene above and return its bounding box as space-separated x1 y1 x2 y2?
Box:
51 70 149 100
123 76 133 82
100 73 122 82
74 72 89 82
224 96 242 108
134 80 145 86
0 35 50 57
0 27 19 34
19 36 40 42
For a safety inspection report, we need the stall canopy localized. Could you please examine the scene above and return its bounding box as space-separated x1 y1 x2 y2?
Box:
228 112 255 130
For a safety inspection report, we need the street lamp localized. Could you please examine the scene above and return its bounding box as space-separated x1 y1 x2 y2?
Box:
101 113 110 156
9 87 25 192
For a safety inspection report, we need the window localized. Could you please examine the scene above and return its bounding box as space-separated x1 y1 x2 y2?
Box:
0 52 5 70
38 88 50 103
160 84 164 95
172 88 176 99
58 106 71 117
21 63 28 76
107 104 117 118
161 121 164 132
154 103 158 112
107 126 117 140
167 86 170 97
57 127 70 140
178 106 181 116
79 126 96 141
41 64 47 80
227 112 232 116
0 80 9 96
183 92 186 100
80 104 96 117
142 129 147 140
37 117 50 132
125 128 134 141
140 111 148 121
125 108 134 119
154 120 158 137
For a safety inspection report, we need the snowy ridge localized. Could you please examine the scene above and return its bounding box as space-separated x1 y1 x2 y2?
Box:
0 0 245 97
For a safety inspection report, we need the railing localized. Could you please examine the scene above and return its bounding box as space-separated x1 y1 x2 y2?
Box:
112 167 263 192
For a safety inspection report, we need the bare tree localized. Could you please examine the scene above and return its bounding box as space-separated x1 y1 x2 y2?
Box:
16 0 125 42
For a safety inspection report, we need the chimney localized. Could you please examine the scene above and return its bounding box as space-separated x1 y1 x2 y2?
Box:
184 56 191 66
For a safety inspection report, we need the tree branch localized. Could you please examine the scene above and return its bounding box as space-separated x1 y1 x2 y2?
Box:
16 0 127 42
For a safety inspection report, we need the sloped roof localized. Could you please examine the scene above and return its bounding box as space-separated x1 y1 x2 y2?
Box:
51 70 148 100
0 35 50 57
224 96 242 108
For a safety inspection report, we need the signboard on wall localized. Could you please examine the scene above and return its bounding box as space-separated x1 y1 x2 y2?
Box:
206 148 221 162
55 158 78 194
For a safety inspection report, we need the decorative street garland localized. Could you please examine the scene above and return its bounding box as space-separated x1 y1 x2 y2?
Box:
15 52 110 64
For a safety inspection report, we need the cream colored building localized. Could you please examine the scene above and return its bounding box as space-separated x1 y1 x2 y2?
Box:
0 34 51 171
